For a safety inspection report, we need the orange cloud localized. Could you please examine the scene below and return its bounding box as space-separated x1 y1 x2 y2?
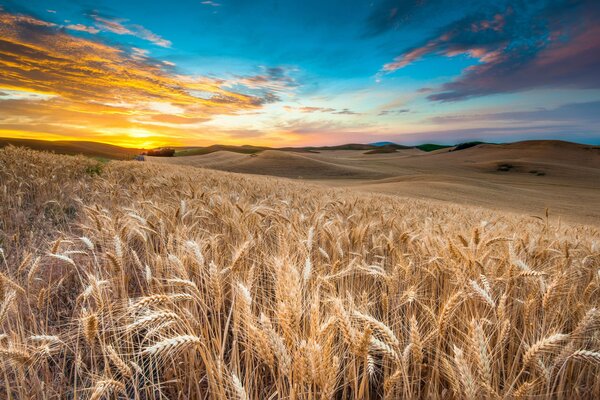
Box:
0 10 290 147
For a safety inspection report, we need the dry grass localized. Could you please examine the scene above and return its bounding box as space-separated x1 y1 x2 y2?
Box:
1 145 599 399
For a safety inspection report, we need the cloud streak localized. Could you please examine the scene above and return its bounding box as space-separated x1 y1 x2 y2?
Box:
428 101 600 124
283 105 360 115
65 24 100 34
89 13 172 47
365 0 465 36
379 108 410 116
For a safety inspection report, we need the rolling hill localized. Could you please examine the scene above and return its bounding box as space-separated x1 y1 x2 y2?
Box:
151 140 600 225
0 137 470 160
0 138 142 159
152 149 389 179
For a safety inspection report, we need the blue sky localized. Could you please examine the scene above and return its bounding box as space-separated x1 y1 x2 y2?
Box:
0 0 599 147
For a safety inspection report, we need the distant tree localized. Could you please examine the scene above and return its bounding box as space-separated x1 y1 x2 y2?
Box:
452 141 485 151
146 148 175 157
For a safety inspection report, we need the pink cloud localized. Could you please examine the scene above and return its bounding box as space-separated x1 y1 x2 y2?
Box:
383 39 439 71
428 24 600 101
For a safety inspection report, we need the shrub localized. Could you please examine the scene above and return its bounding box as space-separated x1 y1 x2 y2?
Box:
452 141 486 151
146 148 175 157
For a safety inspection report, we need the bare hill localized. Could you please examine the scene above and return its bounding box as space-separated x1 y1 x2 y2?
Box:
151 149 388 179
152 140 600 225
0 137 141 159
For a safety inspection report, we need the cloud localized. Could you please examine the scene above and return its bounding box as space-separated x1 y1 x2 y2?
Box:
302 106 335 113
380 0 600 101
274 117 376 136
284 106 334 113
129 24 172 48
89 14 131 34
201 1 221 6
231 66 298 96
65 24 100 34
0 10 246 107
378 108 410 116
333 108 359 115
365 0 481 36
283 106 360 115
366 0 451 36
130 47 150 59
89 13 172 47
382 4 518 72
429 101 600 124
0 10 285 147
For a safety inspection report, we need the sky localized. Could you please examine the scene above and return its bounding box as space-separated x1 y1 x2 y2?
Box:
0 0 599 148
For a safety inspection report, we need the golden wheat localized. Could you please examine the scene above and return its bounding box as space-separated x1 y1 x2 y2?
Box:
0 145 599 399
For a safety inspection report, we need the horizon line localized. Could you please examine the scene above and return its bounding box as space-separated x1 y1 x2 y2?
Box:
2 136 600 151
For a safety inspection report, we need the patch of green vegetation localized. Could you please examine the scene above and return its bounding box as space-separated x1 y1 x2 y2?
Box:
452 141 487 151
416 144 451 152
92 156 111 164
175 145 264 157
146 148 176 157
291 144 377 151
364 146 397 154
175 148 215 156
85 161 104 176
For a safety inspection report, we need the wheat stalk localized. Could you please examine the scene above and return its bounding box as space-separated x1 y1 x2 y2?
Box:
142 335 201 357
89 379 126 400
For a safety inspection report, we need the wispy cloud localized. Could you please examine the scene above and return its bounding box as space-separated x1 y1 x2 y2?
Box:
283 106 360 115
65 24 100 34
428 101 600 124
89 13 172 47
201 1 221 7
284 106 335 113
378 108 410 116
89 14 131 34
334 108 360 115
230 66 299 96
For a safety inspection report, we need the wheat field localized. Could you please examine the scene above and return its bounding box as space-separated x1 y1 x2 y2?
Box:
0 146 599 399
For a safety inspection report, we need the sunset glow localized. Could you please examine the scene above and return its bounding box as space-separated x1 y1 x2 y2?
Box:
0 1 599 147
